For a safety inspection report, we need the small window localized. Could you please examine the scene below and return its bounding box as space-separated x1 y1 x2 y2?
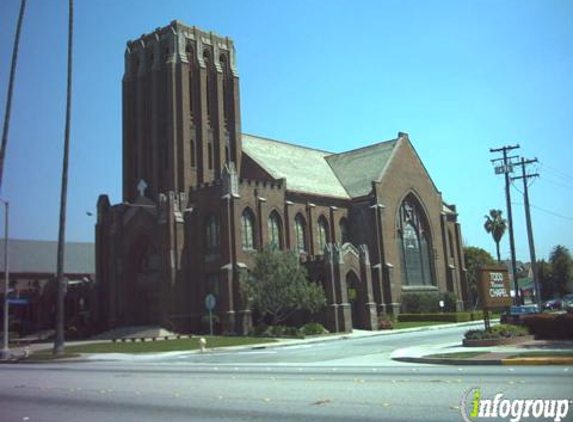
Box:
318 217 329 253
295 214 307 253
208 142 213 170
205 215 220 253
241 209 256 250
190 139 196 168
268 212 282 249
339 218 349 244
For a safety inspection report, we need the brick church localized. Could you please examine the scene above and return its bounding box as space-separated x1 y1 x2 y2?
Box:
96 20 468 334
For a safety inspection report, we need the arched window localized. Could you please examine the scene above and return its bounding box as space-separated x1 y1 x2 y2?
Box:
396 195 434 286
268 211 282 249
205 215 220 253
295 214 307 253
190 139 196 168
220 54 230 124
317 216 329 253
339 218 349 244
203 50 212 121
185 44 193 62
241 208 256 250
448 230 455 259
187 44 194 121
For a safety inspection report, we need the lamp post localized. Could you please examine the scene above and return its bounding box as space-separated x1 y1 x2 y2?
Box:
1 199 9 360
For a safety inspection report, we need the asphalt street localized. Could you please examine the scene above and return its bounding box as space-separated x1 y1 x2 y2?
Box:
1 324 571 422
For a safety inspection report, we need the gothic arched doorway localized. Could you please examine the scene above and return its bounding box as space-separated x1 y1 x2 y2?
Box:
346 270 363 329
126 235 161 325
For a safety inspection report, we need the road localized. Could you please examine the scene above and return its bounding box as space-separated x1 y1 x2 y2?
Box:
156 323 479 365
1 324 571 422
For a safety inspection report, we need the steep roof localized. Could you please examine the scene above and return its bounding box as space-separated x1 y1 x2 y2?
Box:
325 139 398 198
242 134 350 198
0 239 95 274
242 133 400 199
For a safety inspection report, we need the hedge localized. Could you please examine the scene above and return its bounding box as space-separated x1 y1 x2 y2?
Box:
397 312 483 323
522 314 573 340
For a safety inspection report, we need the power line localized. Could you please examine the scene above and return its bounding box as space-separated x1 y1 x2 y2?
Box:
539 162 573 182
530 203 573 222
540 177 573 191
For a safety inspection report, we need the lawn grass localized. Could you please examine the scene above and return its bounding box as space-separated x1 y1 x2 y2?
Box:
425 351 485 359
393 321 452 330
27 352 81 360
506 351 573 359
51 336 275 354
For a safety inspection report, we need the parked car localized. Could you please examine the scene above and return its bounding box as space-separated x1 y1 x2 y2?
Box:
542 299 562 311
562 294 573 313
500 304 540 325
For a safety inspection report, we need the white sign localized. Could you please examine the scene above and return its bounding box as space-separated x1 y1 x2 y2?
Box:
204 294 216 311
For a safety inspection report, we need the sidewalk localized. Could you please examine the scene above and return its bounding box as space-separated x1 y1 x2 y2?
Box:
390 338 573 365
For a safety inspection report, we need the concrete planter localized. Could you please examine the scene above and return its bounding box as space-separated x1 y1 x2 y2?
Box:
463 335 534 347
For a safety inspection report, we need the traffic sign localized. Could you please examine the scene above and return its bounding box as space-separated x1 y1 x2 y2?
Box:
205 294 216 311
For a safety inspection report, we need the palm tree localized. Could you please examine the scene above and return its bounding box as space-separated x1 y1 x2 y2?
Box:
484 209 507 263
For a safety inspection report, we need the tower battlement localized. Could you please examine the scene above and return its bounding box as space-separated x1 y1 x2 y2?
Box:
124 21 238 77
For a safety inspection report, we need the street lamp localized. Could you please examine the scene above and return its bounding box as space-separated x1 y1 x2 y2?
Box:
0 198 9 360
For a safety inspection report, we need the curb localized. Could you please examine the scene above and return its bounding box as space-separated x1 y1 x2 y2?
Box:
392 356 501 365
392 356 573 366
501 358 573 366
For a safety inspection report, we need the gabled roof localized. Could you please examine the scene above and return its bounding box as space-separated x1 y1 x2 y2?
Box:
242 134 350 198
0 239 95 274
242 133 401 199
325 139 398 198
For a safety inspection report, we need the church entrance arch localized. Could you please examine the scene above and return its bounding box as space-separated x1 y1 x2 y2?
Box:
126 235 161 325
346 270 363 329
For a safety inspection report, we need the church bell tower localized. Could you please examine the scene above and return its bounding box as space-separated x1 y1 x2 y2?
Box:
122 20 242 201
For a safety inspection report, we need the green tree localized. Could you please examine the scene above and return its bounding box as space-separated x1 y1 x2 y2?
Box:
549 245 572 297
484 209 507 263
463 246 496 309
537 259 554 301
242 248 327 325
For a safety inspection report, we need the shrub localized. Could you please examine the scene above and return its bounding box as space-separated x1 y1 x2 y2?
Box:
440 292 458 312
255 325 302 338
300 323 329 336
522 314 573 340
464 324 529 340
398 312 473 323
251 323 270 337
378 318 394 330
401 293 440 313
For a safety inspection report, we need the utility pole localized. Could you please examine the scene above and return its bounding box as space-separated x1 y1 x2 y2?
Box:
1 200 9 360
0 0 27 192
512 157 540 308
54 0 74 356
490 144 520 305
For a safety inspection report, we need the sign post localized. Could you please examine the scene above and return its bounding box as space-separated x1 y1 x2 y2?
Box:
204 294 216 337
477 266 513 330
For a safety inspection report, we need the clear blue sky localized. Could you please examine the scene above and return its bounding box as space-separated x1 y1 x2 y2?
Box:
1 0 572 262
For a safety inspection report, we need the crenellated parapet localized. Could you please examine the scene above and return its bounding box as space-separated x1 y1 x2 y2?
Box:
124 20 238 78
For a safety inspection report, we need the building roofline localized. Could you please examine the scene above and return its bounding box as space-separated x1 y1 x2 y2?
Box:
325 137 398 159
242 133 333 155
